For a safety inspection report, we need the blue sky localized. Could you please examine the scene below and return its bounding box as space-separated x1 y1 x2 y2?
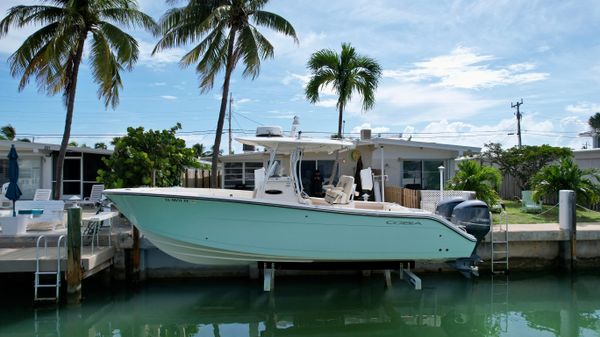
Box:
1 0 600 152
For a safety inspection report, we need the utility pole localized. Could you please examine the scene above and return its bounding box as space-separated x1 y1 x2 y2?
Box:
228 93 233 155
511 98 523 148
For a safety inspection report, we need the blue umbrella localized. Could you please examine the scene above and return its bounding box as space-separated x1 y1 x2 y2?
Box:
6 145 22 217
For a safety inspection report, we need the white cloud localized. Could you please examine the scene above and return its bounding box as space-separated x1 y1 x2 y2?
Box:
565 102 600 114
344 83 502 124
160 95 177 100
138 41 185 69
152 82 166 86
315 99 338 108
351 123 390 134
403 116 555 148
384 47 549 89
282 72 310 86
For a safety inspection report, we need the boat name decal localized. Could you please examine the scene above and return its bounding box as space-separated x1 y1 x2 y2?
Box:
164 198 190 203
385 220 422 226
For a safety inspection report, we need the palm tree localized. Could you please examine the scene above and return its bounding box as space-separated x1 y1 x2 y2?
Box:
94 142 108 150
531 157 600 205
154 0 298 187
0 1 158 199
589 112 600 132
305 43 382 138
0 124 16 140
192 143 209 157
447 160 502 207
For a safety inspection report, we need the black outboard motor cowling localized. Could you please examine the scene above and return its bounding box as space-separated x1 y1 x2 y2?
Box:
435 197 466 221
450 200 491 242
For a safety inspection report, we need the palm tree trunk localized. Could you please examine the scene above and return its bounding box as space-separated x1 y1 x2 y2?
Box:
53 34 86 200
337 105 343 138
210 29 237 188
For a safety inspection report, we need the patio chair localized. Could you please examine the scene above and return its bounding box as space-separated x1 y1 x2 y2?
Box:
521 190 542 213
33 189 52 201
0 182 11 208
80 184 104 207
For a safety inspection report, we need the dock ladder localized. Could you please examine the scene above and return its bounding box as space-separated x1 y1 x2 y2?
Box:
34 235 66 303
491 211 509 274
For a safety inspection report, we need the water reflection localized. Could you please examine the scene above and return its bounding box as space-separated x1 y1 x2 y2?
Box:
2 273 600 337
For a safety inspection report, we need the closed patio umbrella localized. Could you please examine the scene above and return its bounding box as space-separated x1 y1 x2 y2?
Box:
6 144 22 217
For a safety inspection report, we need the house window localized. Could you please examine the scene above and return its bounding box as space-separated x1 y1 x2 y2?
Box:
402 160 444 190
297 160 335 194
224 162 262 190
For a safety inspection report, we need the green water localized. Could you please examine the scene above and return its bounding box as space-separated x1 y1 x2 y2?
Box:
1 273 599 337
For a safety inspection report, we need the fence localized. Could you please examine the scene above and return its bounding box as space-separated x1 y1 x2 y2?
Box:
384 186 420 208
182 169 221 188
384 186 476 212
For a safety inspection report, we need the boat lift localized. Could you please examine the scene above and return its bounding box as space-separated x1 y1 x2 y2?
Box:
261 261 422 292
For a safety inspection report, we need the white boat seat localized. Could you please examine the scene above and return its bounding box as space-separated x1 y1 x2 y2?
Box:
324 175 355 204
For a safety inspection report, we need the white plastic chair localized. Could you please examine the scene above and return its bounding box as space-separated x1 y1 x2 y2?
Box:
0 182 11 208
80 184 104 207
33 189 52 201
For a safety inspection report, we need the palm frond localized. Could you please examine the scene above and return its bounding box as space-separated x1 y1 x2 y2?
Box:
252 10 298 43
90 30 124 108
100 7 159 36
0 5 64 37
98 22 139 70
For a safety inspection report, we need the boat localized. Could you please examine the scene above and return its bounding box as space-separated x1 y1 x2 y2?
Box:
104 123 491 276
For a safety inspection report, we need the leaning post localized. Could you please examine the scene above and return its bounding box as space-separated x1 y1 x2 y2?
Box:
67 206 82 304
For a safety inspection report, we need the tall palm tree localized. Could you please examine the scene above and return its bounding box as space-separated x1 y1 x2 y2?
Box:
531 157 600 205
0 124 16 140
0 1 158 199
305 43 382 138
447 160 502 207
154 0 298 187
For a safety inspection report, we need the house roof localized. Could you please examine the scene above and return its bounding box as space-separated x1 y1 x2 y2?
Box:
0 139 113 155
358 137 481 154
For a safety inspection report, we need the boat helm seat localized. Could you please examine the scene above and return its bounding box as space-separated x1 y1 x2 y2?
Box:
324 175 355 204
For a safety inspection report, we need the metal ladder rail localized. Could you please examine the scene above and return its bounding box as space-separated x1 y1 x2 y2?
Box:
491 211 509 274
35 235 67 302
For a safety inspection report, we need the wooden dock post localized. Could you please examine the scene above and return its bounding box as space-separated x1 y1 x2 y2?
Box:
131 226 141 283
67 207 82 304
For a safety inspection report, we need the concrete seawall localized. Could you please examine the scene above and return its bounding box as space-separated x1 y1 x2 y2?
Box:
118 222 600 279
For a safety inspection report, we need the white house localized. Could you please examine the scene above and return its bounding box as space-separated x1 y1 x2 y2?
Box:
0 140 111 200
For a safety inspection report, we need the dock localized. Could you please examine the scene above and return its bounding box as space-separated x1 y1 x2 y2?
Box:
0 245 114 278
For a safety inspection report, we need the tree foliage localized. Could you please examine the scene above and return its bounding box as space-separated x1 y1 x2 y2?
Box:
0 125 16 140
589 112 600 132
305 43 382 137
154 0 298 187
94 142 108 150
483 143 572 190
0 0 158 199
531 158 600 205
99 124 199 188
447 160 502 207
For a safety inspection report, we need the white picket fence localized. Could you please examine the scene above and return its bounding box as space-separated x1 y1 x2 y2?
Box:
420 190 476 213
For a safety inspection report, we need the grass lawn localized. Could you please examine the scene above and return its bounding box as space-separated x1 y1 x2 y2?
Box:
492 200 600 224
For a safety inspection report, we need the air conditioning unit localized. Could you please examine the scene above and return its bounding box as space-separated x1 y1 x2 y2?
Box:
360 129 372 140
256 126 283 137
242 144 255 152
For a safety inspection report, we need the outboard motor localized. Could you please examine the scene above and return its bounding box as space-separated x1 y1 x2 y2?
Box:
437 199 492 278
435 197 466 221
451 200 491 243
